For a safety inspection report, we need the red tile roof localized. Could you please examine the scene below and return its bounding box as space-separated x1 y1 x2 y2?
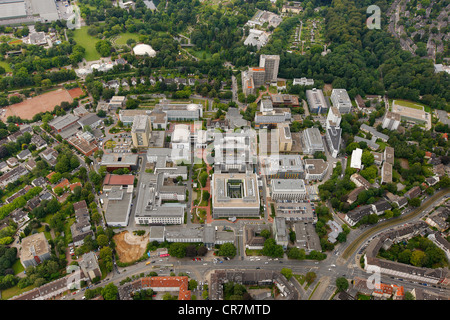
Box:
140 276 191 300
53 178 69 190
69 182 82 191
103 174 135 186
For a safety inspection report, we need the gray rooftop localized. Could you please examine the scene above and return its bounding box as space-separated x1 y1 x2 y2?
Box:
271 179 306 192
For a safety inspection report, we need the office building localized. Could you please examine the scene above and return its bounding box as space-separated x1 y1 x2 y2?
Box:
326 125 342 158
241 70 255 96
293 77 314 86
211 172 260 219
259 54 280 83
264 154 304 179
303 127 324 154
273 217 289 249
330 89 352 114
248 67 266 88
326 106 341 129
134 172 185 225
131 115 152 148
270 179 307 201
213 129 257 173
102 186 133 227
243 29 269 50
382 111 401 131
384 147 395 165
20 232 51 268
254 109 291 129
306 88 328 114
304 159 328 181
278 123 292 152
100 153 139 172
156 103 203 121
171 124 191 164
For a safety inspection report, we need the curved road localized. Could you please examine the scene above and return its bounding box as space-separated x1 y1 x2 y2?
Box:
341 188 450 261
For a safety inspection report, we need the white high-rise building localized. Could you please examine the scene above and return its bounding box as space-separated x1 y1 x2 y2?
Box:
330 89 352 114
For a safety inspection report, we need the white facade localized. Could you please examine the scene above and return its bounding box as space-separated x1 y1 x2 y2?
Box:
350 148 363 170
382 111 401 131
271 179 307 201
330 89 352 114
171 124 191 163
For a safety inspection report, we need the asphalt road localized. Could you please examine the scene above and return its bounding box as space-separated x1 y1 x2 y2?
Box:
341 188 450 261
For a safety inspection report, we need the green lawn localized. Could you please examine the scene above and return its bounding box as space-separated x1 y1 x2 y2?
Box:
392 99 431 113
114 32 140 46
73 26 101 61
12 259 24 275
187 48 212 60
0 60 12 72
1 283 35 300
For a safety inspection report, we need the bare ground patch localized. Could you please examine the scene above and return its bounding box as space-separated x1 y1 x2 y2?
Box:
113 231 148 263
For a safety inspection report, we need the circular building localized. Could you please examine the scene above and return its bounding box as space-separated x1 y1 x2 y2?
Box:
132 44 157 57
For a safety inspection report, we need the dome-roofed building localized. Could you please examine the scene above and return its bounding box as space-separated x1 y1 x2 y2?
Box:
133 43 157 57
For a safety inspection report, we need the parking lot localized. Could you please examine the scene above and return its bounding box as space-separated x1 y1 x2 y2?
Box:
102 133 133 153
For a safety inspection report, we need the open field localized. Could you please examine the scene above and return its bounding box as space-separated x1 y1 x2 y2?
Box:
0 88 84 121
113 231 148 263
73 26 101 61
187 48 212 60
114 32 140 46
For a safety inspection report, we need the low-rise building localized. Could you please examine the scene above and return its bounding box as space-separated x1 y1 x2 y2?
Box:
350 173 372 190
270 179 307 201
79 252 102 282
384 147 395 165
100 153 139 172
382 112 401 131
345 205 373 226
273 217 289 249
303 127 324 154
350 148 363 170
293 221 321 253
306 88 328 114
381 162 393 184
360 124 390 142
20 232 51 268
371 200 391 215
404 186 421 200
304 159 328 181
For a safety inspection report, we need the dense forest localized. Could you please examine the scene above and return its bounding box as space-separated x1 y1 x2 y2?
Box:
0 0 448 110
260 0 449 110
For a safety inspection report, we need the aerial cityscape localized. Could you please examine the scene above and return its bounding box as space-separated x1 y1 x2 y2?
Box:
0 0 449 306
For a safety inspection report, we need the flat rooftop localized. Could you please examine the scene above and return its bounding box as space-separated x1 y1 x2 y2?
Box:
212 172 260 208
271 179 306 192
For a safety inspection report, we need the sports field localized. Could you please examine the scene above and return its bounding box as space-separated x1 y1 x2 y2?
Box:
0 88 84 121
